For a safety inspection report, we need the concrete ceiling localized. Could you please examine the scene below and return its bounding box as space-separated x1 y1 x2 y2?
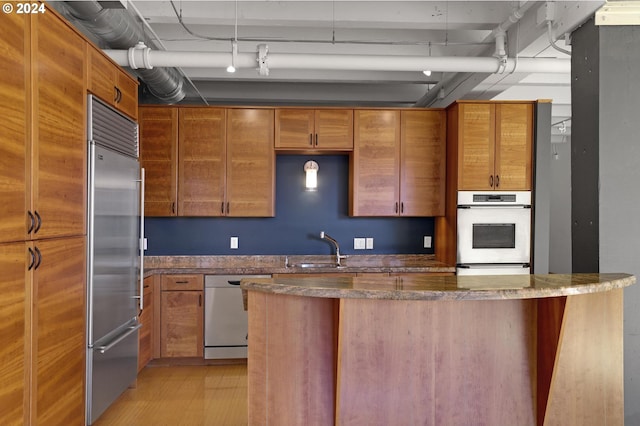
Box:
60 1 609 142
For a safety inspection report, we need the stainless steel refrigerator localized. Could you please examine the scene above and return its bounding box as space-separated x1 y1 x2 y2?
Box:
86 95 144 424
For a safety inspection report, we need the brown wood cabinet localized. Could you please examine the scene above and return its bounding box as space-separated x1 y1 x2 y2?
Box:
33 237 86 426
350 109 445 216
178 107 226 216
0 7 87 425
138 276 154 372
139 106 275 217
139 106 178 216
454 102 533 190
226 108 275 217
88 45 138 120
275 108 353 151
160 275 204 358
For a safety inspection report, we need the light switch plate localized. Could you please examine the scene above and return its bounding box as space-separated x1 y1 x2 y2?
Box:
354 238 366 250
366 238 374 249
230 236 239 249
424 236 432 248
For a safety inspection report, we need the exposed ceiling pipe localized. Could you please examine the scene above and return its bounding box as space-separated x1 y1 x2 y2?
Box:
63 1 185 104
105 46 570 75
415 1 536 107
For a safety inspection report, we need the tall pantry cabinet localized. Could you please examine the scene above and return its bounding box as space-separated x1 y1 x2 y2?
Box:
0 7 86 426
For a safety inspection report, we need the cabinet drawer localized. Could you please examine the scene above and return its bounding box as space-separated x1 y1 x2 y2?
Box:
161 274 203 291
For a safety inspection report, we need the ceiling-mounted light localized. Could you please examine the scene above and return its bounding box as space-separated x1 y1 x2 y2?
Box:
227 40 237 73
423 70 432 76
304 160 319 191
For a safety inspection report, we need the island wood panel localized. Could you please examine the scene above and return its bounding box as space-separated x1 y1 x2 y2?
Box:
335 298 536 426
33 237 86 426
495 103 533 190
139 107 178 216
0 12 28 244
350 110 401 216
536 296 567 426
400 110 446 216
0 242 28 426
247 292 337 426
226 108 275 217
32 10 87 240
178 108 226 216
138 276 154 372
541 290 623 426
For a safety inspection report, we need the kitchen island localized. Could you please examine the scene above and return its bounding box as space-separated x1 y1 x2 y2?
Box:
241 273 635 426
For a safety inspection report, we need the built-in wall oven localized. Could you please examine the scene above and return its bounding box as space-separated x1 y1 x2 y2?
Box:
457 191 532 276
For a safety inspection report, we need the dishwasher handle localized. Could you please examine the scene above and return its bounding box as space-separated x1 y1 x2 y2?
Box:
228 280 241 286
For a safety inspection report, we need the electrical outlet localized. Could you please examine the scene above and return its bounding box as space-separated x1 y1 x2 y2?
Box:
365 238 374 250
141 238 148 251
423 236 432 249
354 238 366 250
230 236 239 249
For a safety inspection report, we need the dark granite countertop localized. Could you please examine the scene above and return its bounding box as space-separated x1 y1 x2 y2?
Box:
239 273 635 301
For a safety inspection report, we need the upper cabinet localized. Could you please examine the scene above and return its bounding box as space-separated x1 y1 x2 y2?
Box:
226 108 275 217
454 102 533 190
88 45 139 120
350 109 445 216
139 106 275 217
139 107 178 216
275 108 353 151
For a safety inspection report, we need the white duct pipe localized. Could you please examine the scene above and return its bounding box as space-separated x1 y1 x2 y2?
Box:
105 47 570 75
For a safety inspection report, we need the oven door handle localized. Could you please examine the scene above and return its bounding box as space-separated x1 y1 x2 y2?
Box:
457 205 531 209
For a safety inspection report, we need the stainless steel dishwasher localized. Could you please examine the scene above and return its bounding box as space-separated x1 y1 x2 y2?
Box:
204 274 269 359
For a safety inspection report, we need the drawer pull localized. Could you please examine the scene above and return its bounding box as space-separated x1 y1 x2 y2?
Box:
175 280 189 284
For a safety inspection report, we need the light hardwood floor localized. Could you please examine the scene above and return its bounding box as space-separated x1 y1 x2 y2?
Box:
94 364 248 425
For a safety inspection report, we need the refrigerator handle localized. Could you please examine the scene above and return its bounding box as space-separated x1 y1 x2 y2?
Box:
94 323 142 354
139 168 145 312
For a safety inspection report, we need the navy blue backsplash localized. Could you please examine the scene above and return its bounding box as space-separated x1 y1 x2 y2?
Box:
144 155 435 255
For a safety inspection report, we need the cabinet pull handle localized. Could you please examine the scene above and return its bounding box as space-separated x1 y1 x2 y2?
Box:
489 175 494 187
34 211 42 234
226 202 230 214
172 202 176 214
199 294 202 306
221 202 225 214
34 246 42 270
27 211 35 234
28 247 36 271
309 133 313 146
400 202 404 214
175 280 189 284
395 202 399 213
315 133 318 146
495 175 500 188
114 87 122 103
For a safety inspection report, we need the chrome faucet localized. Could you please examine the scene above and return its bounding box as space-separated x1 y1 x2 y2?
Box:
320 231 347 266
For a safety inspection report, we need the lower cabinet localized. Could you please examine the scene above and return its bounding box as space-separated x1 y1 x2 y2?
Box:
138 276 154 371
160 274 204 358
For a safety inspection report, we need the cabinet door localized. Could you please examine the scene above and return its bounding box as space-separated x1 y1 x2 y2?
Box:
138 276 154 372
178 108 226 216
33 237 86 426
32 11 86 239
351 110 400 216
495 103 533 190
160 290 204 357
0 242 28 426
400 110 446 216
88 46 117 107
115 70 138 120
275 109 315 149
457 103 496 190
226 109 275 217
139 107 178 216
0 12 28 244
315 109 353 150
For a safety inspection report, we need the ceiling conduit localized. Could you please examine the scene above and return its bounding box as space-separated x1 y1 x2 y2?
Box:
105 44 570 75
63 1 185 103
